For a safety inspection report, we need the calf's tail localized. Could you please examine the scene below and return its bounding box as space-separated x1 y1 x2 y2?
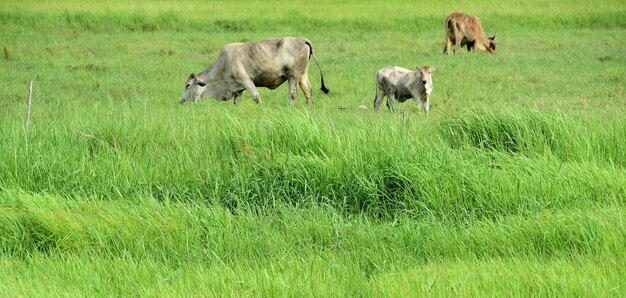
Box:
305 40 330 94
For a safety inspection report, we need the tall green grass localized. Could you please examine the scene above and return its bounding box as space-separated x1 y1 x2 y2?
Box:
1 109 624 221
0 189 624 296
441 110 626 165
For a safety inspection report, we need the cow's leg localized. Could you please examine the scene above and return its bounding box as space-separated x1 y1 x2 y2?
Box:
233 90 243 105
387 94 397 112
288 77 299 105
238 77 261 104
421 94 430 113
374 86 386 111
384 86 397 111
466 40 474 52
299 73 313 105
444 35 453 55
454 33 463 55
414 97 422 111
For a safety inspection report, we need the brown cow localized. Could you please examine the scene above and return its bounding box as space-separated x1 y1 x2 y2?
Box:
444 12 496 55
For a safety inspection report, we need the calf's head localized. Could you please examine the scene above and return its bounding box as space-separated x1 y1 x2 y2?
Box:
416 66 437 85
180 73 207 103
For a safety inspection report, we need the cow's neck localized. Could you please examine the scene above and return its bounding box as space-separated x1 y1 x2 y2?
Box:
409 72 432 95
198 62 239 100
424 81 433 94
475 36 491 51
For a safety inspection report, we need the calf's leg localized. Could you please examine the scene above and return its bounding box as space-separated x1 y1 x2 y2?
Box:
373 86 386 111
384 86 398 111
387 94 397 112
421 94 430 113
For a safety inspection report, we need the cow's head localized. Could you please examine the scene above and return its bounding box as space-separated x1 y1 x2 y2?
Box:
180 73 207 103
416 66 437 85
487 34 497 54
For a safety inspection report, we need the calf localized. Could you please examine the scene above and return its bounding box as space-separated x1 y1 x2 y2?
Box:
374 66 436 112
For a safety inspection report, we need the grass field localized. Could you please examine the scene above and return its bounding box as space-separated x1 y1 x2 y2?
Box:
1 0 625 296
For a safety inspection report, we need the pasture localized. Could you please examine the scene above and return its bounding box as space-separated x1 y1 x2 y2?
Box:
1 0 625 296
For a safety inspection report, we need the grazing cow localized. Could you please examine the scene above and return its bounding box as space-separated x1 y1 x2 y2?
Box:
444 12 496 55
181 37 329 104
374 66 436 112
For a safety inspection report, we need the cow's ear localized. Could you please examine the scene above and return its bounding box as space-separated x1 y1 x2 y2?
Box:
188 73 196 80
191 73 206 86
416 65 422 71
491 34 496 40
430 66 437 73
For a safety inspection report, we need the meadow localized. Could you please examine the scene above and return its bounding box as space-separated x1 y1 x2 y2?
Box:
1 0 625 296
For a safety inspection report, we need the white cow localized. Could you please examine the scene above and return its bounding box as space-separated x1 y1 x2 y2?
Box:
181 37 329 105
374 66 437 112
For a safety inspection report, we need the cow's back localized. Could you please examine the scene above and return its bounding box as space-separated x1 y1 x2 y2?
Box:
217 37 311 89
377 66 412 87
446 12 485 40
223 37 309 72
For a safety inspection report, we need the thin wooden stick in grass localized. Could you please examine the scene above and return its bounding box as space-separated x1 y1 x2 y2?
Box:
211 3 216 30
402 108 407 127
25 79 33 127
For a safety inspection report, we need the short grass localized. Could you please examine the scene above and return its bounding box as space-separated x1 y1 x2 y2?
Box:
1 0 625 296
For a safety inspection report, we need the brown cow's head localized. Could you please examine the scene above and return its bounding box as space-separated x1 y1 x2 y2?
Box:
416 66 437 85
487 34 497 54
474 34 497 54
180 73 207 103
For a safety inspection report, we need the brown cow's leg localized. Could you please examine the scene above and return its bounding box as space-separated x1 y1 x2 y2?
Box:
444 36 453 55
454 33 463 55
466 40 475 52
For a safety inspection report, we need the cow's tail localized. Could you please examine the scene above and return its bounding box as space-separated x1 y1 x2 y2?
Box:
305 40 330 94
446 17 456 31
